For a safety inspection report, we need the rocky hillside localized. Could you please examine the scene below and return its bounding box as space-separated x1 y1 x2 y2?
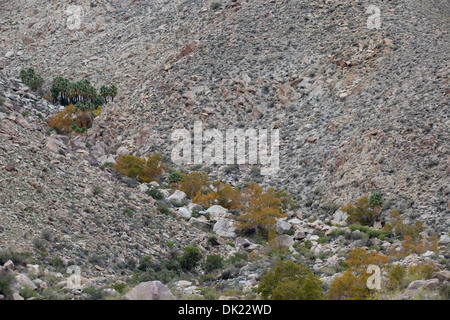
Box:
1 0 448 223
0 0 449 300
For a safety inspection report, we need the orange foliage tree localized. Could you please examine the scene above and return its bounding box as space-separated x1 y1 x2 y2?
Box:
48 104 93 134
237 182 285 235
48 104 77 134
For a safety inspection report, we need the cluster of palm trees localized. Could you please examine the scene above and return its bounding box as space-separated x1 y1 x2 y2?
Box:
51 76 117 111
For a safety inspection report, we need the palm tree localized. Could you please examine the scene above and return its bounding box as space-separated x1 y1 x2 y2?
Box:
109 85 117 102
100 85 109 103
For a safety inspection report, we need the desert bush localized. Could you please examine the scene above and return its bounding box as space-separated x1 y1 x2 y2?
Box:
20 68 44 91
179 245 201 271
204 254 224 272
20 286 40 299
386 264 407 290
406 263 438 281
341 196 380 226
211 2 221 10
0 249 32 266
146 187 164 200
48 104 93 134
257 260 323 300
207 236 220 246
92 185 104 196
0 270 15 299
141 153 167 183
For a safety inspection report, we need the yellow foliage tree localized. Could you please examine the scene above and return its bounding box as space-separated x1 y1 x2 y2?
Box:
140 153 167 183
113 153 166 183
340 196 376 226
180 171 210 198
193 181 242 210
113 155 146 181
237 182 285 235
383 210 423 240
327 248 388 300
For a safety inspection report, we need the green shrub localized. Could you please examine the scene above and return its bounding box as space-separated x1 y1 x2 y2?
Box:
0 270 15 299
179 245 201 271
111 283 127 294
318 236 329 244
146 187 164 200
84 286 106 300
0 95 5 106
168 172 182 185
226 252 248 266
122 208 134 218
211 2 221 10
20 68 44 91
157 204 171 215
369 193 383 207
0 249 32 266
204 254 224 272
138 256 159 272
257 260 323 300
207 236 220 246
20 286 40 299
49 256 64 270
92 186 104 196
330 229 346 238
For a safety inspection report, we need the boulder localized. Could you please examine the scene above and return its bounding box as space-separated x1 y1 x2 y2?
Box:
439 234 450 245
139 184 149 193
125 281 174 300
168 190 186 205
332 209 348 225
189 217 212 232
188 203 203 212
276 220 291 234
273 235 294 248
116 146 128 156
13 293 24 300
235 237 251 248
434 270 450 282
15 274 37 290
206 205 231 222
293 230 307 241
407 280 425 290
213 219 237 238
177 207 191 220
3 260 14 271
